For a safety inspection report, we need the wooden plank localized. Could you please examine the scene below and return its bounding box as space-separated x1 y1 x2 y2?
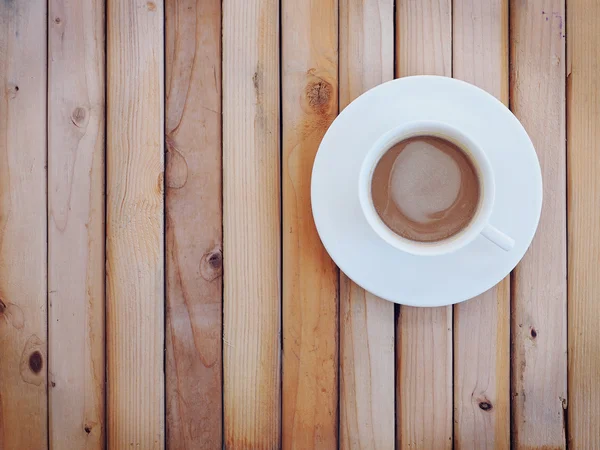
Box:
396 308 452 449
452 0 510 448
454 293 510 449
281 0 338 448
165 0 222 448
338 0 395 449
223 0 281 448
0 1 48 448
106 0 164 447
339 286 395 450
396 0 451 77
567 0 600 447
47 0 105 448
395 1 452 448
511 0 567 448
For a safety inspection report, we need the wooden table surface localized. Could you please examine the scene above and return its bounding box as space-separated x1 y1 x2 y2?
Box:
0 0 597 449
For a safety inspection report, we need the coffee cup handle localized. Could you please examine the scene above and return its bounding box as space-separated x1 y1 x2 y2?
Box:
481 225 515 251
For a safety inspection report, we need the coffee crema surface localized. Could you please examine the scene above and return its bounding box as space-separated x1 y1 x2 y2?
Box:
371 136 480 242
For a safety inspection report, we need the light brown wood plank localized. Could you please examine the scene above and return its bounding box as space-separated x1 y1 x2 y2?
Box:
339 0 395 448
454 293 510 450
511 0 567 448
339 285 395 450
281 0 338 448
48 0 105 447
106 0 165 447
454 298 509 450
396 1 453 448
567 0 600 447
223 0 281 448
397 0 451 77
452 0 510 448
397 307 452 449
0 1 48 448
165 0 222 447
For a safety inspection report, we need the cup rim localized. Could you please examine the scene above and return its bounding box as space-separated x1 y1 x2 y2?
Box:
358 120 495 256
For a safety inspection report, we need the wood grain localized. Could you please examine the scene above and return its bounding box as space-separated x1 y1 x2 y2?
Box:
396 1 453 448
223 0 281 448
0 1 48 448
165 0 222 447
396 0 451 77
0 0 48 449
281 0 338 448
452 0 510 448
567 0 600 447
339 285 395 450
397 307 452 449
48 0 105 448
511 0 567 448
339 0 395 448
106 0 165 448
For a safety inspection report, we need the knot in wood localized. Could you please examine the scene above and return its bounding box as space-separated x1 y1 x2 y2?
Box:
305 79 332 113
478 401 493 411
208 251 222 269
200 248 223 281
71 107 87 127
530 327 538 338
29 351 43 373
8 84 19 99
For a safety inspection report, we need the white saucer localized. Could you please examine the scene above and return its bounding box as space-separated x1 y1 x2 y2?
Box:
311 76 542 307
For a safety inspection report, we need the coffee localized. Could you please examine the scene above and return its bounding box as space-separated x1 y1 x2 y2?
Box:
371 136 480 242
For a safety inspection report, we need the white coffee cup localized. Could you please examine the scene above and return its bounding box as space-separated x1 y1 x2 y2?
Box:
358 120 514 256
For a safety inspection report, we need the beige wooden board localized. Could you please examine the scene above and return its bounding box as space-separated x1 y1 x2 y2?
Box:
339 0 395 448
396 0 451 77
452 0 510 448
396 1 453 448
165 0 223 447
453 295 509 450
281 0 339 448
223 0 281 448
0 1 48 448
106 0 165 447
397 307 452 449
511 0 568 448
339 284 395 450
567 0 600 447
48 0 105 447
